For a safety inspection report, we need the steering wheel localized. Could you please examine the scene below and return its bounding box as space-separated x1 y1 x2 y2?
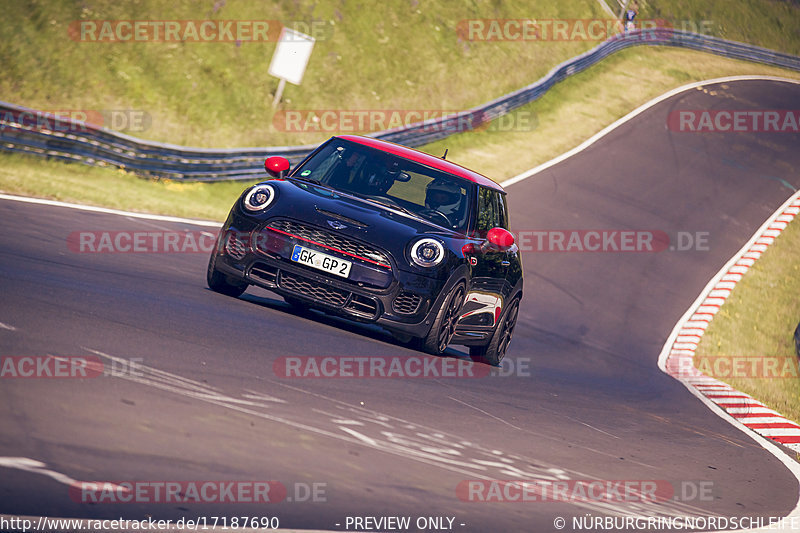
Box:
419 208 452 228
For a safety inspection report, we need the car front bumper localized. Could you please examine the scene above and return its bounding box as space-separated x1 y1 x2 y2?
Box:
213 221 465 339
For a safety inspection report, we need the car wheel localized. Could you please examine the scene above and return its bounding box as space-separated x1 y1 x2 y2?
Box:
420 282 466 356
207 253 247 297
469 297 520 366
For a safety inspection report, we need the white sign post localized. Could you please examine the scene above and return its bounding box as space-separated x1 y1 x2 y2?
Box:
268 28 316 108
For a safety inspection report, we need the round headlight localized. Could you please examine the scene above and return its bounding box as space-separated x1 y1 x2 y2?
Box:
243 184 277 212
410 238 445 268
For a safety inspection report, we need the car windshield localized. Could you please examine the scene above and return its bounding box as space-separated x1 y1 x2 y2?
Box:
291 139 473 231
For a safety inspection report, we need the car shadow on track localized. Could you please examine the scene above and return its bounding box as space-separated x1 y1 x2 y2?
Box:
235 290 475 363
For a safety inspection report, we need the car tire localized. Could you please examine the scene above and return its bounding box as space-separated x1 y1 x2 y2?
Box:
469 296 520 366
207 253 247 297
419 282 466 356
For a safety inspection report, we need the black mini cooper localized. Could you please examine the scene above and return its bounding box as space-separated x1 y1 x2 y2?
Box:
207 135 523 365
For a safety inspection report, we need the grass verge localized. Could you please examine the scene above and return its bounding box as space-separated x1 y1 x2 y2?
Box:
639 0 800 56
0 0 603 148
2 38 798 423
3 1 798 148
0 155 248 222
694 212 800 423
5 45 799 222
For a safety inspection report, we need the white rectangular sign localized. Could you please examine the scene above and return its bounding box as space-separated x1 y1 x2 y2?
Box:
268 28 315 86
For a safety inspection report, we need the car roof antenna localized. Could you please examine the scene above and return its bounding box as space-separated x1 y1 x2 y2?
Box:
441 149 448 160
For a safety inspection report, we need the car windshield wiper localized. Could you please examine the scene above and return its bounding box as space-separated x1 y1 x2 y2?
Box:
362 196 417 217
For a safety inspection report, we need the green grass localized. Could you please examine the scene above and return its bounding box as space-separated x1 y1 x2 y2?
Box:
0 0 605 148
638 0 800 55
2 45 799 221
3 0 799 149
0 153 250 221
695 214 800 423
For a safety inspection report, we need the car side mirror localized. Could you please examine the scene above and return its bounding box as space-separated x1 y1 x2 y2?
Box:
486 227 515 251
265 156 290 178
462 228 515 256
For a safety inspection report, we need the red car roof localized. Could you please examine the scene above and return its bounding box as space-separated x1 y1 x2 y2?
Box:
337 135 505 192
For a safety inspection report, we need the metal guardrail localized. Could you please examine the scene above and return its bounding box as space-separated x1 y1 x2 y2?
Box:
2 29 799 182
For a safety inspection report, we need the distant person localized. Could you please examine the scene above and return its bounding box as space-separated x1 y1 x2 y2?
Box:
623 3 638 32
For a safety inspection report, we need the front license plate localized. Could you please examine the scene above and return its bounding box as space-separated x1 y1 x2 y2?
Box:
291 245 352 278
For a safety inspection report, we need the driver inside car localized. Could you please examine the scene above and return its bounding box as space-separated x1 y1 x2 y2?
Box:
424 179 463 222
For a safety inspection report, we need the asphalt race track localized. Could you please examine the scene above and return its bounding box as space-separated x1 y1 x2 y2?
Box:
1 79 799 532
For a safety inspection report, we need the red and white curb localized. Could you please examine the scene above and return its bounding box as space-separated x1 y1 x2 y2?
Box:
660 190 800 451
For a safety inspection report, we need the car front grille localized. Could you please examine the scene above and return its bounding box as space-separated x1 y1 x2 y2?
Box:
225 231 248 260
273 269 379 318
393 291 422 315
279 270 349 307
265 219 391 269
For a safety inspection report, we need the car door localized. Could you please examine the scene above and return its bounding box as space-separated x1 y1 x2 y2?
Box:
460 186 516 328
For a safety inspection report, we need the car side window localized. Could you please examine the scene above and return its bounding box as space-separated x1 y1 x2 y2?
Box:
476 187 507 233
496 191 509 230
